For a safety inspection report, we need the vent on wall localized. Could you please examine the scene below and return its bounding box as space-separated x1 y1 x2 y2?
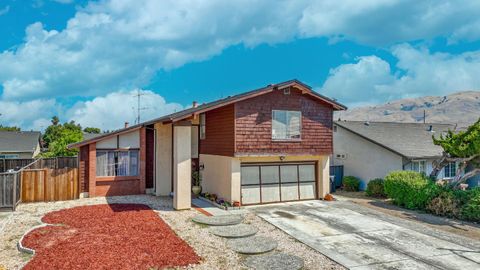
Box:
335 153 347 160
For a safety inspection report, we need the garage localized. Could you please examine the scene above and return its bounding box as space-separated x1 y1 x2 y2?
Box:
240 162 317 205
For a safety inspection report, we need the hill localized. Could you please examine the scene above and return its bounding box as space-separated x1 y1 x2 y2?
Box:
336 91 480 128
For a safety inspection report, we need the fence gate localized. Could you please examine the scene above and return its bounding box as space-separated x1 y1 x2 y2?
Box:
0 172 20 210
21 168 79 203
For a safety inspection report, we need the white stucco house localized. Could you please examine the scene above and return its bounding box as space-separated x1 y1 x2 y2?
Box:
332 121 458 189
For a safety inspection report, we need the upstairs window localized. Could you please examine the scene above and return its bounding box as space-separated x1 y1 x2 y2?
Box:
444 162 457 178
272 110 301 140
96 150 139 177
199 113 206 139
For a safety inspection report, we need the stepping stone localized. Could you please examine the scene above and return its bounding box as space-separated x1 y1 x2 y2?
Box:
209 224 258 238
192 214 243 226
243 253 304 270
227 236 277 254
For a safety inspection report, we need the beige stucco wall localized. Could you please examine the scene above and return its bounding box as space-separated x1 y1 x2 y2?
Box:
200 154 241 203
173 125 191 210
333 125 403 189
119 130 140 148
96 136 117 149
154 123 172 196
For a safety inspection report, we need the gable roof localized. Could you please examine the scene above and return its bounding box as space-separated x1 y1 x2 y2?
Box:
0 131 41 153
69 79 346 148
334 121 456 159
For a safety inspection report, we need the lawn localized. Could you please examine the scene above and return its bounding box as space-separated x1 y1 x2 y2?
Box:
20 204 200 269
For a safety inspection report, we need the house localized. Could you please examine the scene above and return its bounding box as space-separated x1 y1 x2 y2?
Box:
332 121 457 189
0 131 41 159
69 80 346 209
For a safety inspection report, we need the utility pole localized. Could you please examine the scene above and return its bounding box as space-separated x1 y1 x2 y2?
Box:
133 90 148 124
423 109 426 124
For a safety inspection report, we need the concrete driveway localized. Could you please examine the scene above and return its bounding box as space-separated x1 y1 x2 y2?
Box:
252 200 480 270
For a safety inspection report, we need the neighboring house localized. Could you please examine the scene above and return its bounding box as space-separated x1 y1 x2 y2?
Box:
332 121 457 189
69 80 346 209
0 131 41 159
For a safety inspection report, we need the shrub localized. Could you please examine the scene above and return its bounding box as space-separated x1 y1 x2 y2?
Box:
384 171 440 209
366 178 386 197
343 176 361 191
460 188 480 221
426 190 460 218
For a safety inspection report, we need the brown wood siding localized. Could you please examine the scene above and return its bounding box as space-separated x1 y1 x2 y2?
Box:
79 145 89 193
235 88 333 156
145 127 155 189
199 104 235 156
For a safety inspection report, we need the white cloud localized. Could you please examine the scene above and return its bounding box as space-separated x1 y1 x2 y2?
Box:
0 99 59 130
321 44 480 106
2 0 480 101
66 89 183 131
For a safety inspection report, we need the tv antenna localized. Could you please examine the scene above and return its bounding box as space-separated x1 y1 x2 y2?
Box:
133 90 148 124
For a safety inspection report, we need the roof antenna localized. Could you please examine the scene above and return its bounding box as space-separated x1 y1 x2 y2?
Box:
133 90 148 124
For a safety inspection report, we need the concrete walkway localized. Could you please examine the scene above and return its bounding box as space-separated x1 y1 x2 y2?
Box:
252 200 480 270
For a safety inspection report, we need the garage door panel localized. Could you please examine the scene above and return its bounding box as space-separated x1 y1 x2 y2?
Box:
241 166 259 185
281 183 299 201
260 166 279 184
242 185 261 204
300 182 316 199
280 165 297 182
261 184 280 203
299 165 315 182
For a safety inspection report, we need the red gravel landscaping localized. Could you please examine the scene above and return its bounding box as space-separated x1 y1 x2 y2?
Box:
21 204 201 269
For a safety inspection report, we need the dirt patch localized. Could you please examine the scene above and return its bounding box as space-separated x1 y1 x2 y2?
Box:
335 190 480 241
21 204 200 270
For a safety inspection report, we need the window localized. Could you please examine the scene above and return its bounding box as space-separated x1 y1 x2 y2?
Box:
0 154 19 159
96 150 139 176
199 113 206 140
444 162 457 178
411 160 426 174
272 110 301 140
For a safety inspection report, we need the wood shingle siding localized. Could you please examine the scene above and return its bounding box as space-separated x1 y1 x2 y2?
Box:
234 88 333 156
199 104 235 156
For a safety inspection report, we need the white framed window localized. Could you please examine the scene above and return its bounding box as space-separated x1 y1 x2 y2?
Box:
199 113 206 140
96 150 139 177
411 160 426 174
272 110 301 140
444 162 457 178
0 154 20 159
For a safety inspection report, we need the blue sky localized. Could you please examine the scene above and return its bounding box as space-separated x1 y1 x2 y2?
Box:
0 0 479 131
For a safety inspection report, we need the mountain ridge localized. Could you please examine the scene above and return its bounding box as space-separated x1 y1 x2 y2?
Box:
336 91 480 128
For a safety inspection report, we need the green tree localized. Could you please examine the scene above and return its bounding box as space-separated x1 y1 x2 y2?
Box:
431 118 480 187
83 127 101 134
41 117 99 157
0 125 20 131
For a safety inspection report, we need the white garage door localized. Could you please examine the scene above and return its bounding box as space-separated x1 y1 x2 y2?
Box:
241 163 317 205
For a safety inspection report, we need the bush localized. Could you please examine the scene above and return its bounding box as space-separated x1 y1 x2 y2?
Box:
343 176 361 191
366 178 386 197
460 188 480 221
384 171 440 209
426 189 460 218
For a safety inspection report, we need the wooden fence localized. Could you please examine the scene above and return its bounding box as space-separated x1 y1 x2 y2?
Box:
0 159 35 173
0 157 79 210
0 157 78 173
0 171 21 210
21 168 79 202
